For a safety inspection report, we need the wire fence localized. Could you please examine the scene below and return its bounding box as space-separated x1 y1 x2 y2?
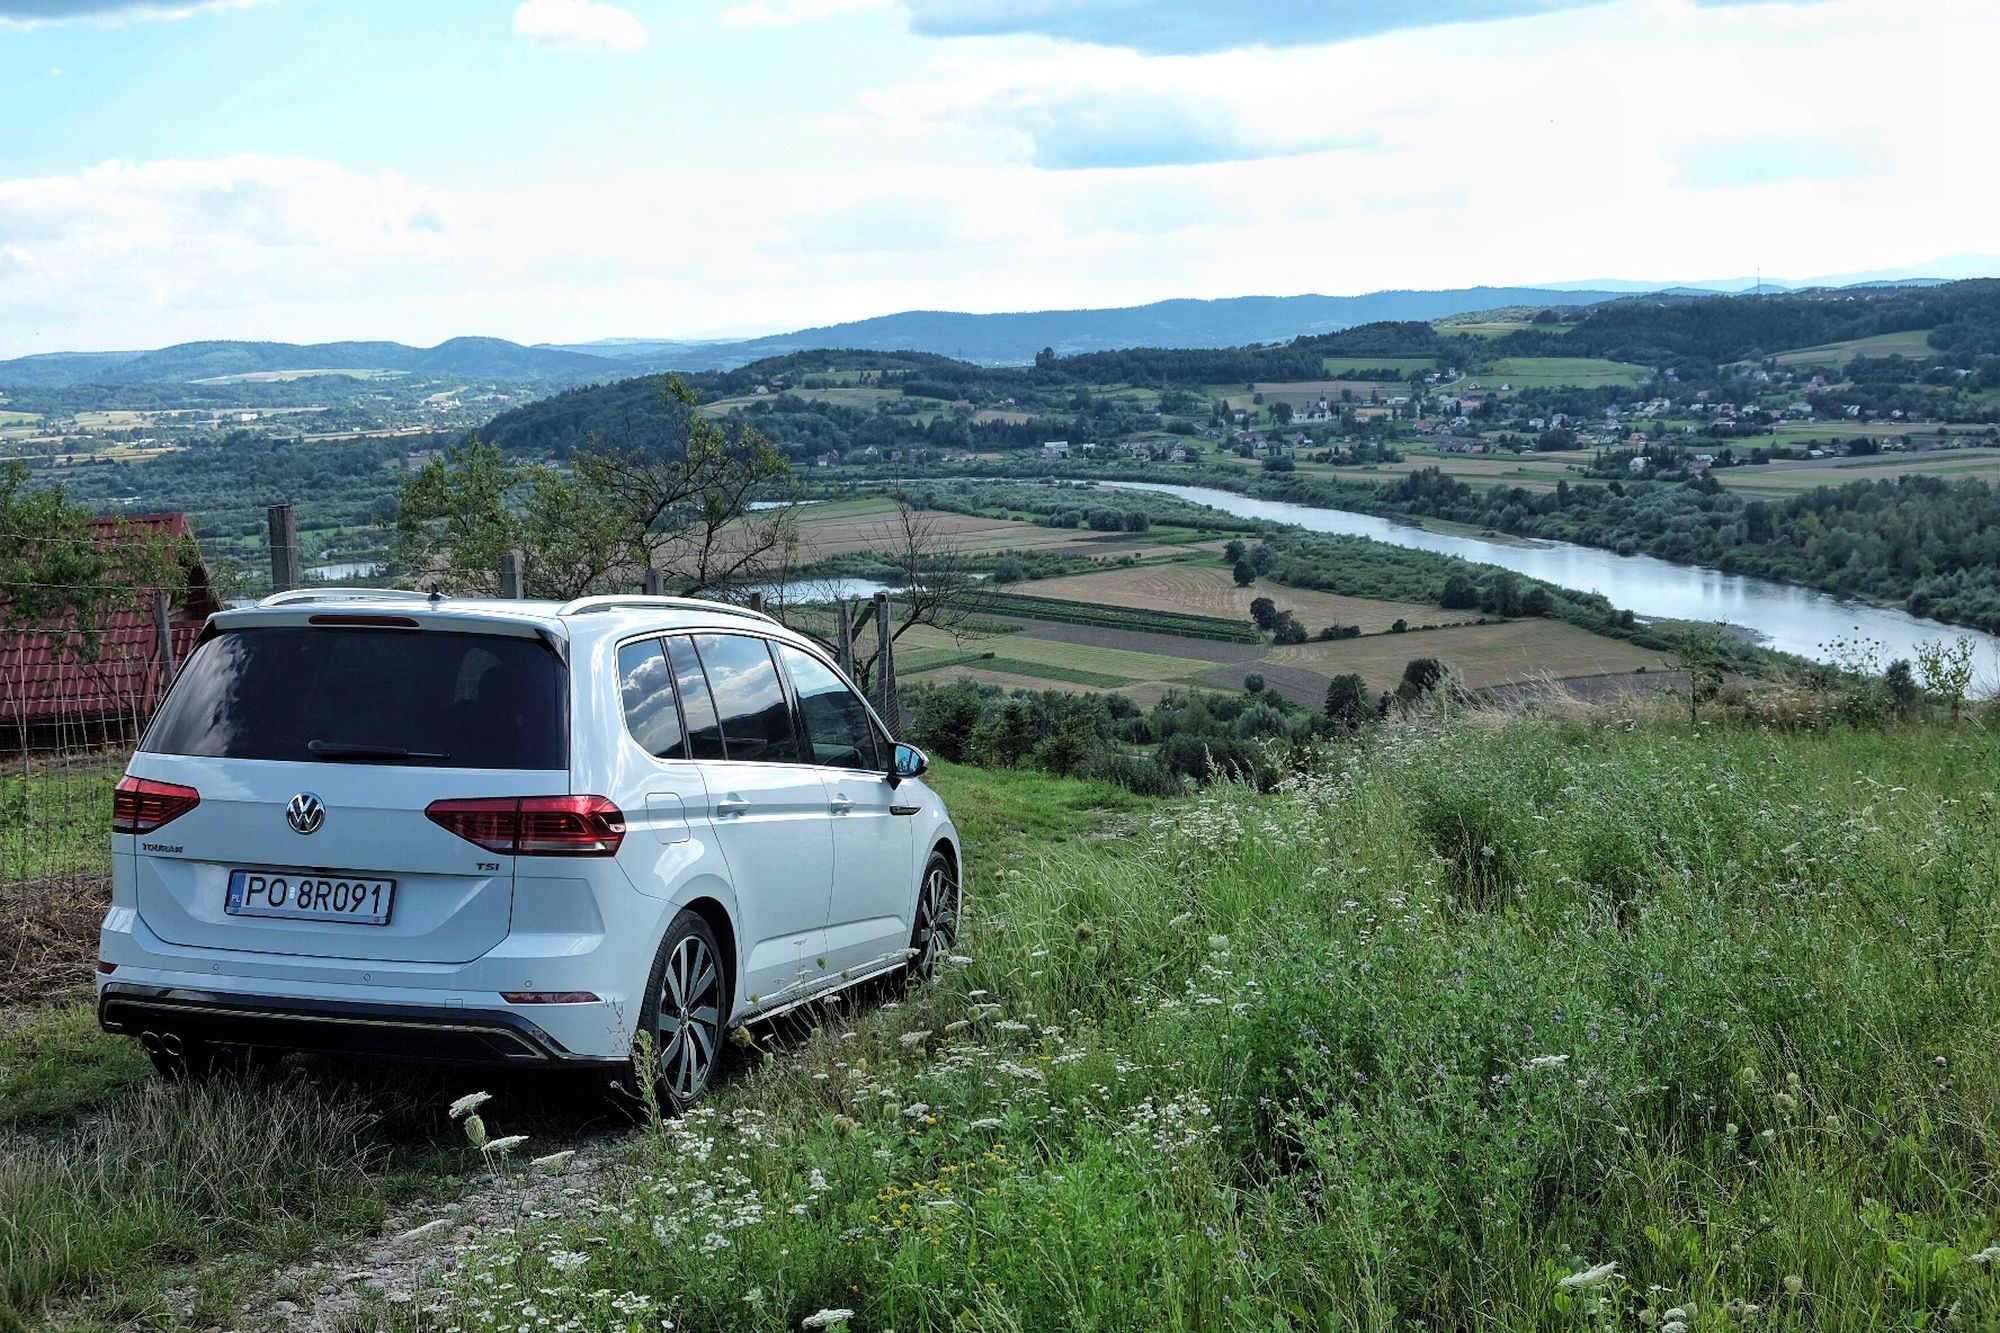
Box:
1 595 161 1008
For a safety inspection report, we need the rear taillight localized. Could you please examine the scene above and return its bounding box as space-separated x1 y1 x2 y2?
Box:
425 796 626 857
113 776 201 834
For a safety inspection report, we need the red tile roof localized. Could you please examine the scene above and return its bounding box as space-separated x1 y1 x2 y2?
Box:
0 513 220 730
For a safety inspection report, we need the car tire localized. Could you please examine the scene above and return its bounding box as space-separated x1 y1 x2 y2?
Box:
606 909 729 1118
906 847 959 986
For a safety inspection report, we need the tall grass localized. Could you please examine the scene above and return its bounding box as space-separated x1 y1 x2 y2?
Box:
418 721 2000 1331
0 1076 386 1323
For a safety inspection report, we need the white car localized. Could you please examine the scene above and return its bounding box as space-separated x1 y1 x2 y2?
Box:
97 590 961 1110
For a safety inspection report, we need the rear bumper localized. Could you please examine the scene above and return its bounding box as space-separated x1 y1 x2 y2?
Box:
97 982 622 1068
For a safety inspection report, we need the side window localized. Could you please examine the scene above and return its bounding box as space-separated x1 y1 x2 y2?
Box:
665 636 727 762
778 644 882 771
616 639 685 761
691 634 801 764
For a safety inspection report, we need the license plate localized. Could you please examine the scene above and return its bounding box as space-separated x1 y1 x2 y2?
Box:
225 870 395 925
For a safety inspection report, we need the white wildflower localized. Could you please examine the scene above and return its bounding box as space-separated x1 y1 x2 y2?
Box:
1524 1054 1570 1071
448 1091 492 1119
899 1029 931 1047
530 1150 576 1172
545 1250 588 1274
802 1309 855 1329
970 1117 1004 1131
482 1134 529 1156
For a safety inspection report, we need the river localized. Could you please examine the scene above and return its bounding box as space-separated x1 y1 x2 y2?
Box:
1099 480 2000 687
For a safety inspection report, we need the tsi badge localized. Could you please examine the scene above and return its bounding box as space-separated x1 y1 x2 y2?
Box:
286 791 326 835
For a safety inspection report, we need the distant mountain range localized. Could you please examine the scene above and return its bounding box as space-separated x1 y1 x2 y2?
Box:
536 287 1636 369
6 271 1988 388
0 336 617 389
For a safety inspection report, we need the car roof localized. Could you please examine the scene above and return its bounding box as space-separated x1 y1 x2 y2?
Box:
211 590 806 649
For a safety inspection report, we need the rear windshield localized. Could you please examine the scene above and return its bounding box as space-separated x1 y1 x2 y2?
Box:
144 626 568 769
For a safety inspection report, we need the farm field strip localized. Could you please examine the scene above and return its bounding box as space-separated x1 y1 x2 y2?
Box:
1264 619 1663 690
1018 564 1440 634
1770 329 1937 364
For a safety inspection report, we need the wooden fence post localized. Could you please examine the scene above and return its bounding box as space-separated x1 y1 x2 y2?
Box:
151 589 176 691
747 592 767 616
643 568 662 596
498 550 525 599
835 599 855 680
266 503 301 594
873 591 899 736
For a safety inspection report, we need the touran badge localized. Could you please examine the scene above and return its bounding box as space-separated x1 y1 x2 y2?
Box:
286 792 326 835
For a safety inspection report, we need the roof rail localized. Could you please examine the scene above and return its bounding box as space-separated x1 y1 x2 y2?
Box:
555 594 778 625
258 588 433 608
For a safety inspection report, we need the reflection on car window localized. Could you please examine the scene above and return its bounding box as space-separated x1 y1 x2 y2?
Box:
617 638 685 760
778 644 880 771
665 636 726 761
691 634 800 764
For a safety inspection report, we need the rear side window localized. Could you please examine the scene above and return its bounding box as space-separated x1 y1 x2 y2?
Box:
144 626 567 769
616 639 686 761
778 644 882 771
665 637 726 761
692 634 800 764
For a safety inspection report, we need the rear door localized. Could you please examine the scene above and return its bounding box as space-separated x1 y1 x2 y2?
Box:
125 621 569 964
671 633 834 1009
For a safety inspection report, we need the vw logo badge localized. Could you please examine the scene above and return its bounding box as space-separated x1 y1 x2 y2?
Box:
286 791 325 835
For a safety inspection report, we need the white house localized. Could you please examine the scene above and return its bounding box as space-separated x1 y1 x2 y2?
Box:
1042 440 1070 459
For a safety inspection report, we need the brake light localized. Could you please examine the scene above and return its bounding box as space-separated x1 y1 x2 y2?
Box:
425 796 626 857
308 614 421 627
113 776 201 834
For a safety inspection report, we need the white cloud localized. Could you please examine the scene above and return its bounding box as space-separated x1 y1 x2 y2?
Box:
511 0 646 50
721 0 891 27
0 0 270 29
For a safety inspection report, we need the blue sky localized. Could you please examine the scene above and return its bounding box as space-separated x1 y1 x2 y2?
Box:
0 0 1991 355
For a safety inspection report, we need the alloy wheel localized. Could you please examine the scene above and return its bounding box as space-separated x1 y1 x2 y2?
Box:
656 933 722 1103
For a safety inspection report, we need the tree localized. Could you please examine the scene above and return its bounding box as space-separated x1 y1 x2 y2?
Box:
1269 611 1308 645
391 377 794 599
1248 596 1278 630
1399 657 1447 698
1668 624 1729 723
1440 572 1479 610
1223 539 1246 563
1324 674 1371 730
0 461 188 668
1884 658 1920 718
1914 636 1976 723
775 501 983 691
1233 558 1257 587
1243 673 1266 694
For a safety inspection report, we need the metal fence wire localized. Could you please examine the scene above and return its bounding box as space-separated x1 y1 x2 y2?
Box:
1 585 162 1007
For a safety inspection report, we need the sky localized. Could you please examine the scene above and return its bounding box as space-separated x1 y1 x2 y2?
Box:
0 0 1993 356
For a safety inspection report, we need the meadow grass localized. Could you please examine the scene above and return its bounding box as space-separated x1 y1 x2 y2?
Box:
412 719 2000 1331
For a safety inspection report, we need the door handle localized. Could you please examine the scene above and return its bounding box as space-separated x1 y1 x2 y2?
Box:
829 795 853 815
714 797 751 818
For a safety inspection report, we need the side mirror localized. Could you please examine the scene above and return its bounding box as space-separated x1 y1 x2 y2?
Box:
889 742 929 785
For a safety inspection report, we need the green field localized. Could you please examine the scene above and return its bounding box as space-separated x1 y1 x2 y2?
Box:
0 410 42 426
1770 329 1937 366
186 368 408 385
1318 355 1435 377
1464 357 1650 390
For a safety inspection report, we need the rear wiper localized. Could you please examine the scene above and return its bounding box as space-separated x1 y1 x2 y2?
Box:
307 740 451 763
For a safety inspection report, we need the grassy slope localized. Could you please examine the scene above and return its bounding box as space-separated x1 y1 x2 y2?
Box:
9 732 2000 1328
415 721 2000 1332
